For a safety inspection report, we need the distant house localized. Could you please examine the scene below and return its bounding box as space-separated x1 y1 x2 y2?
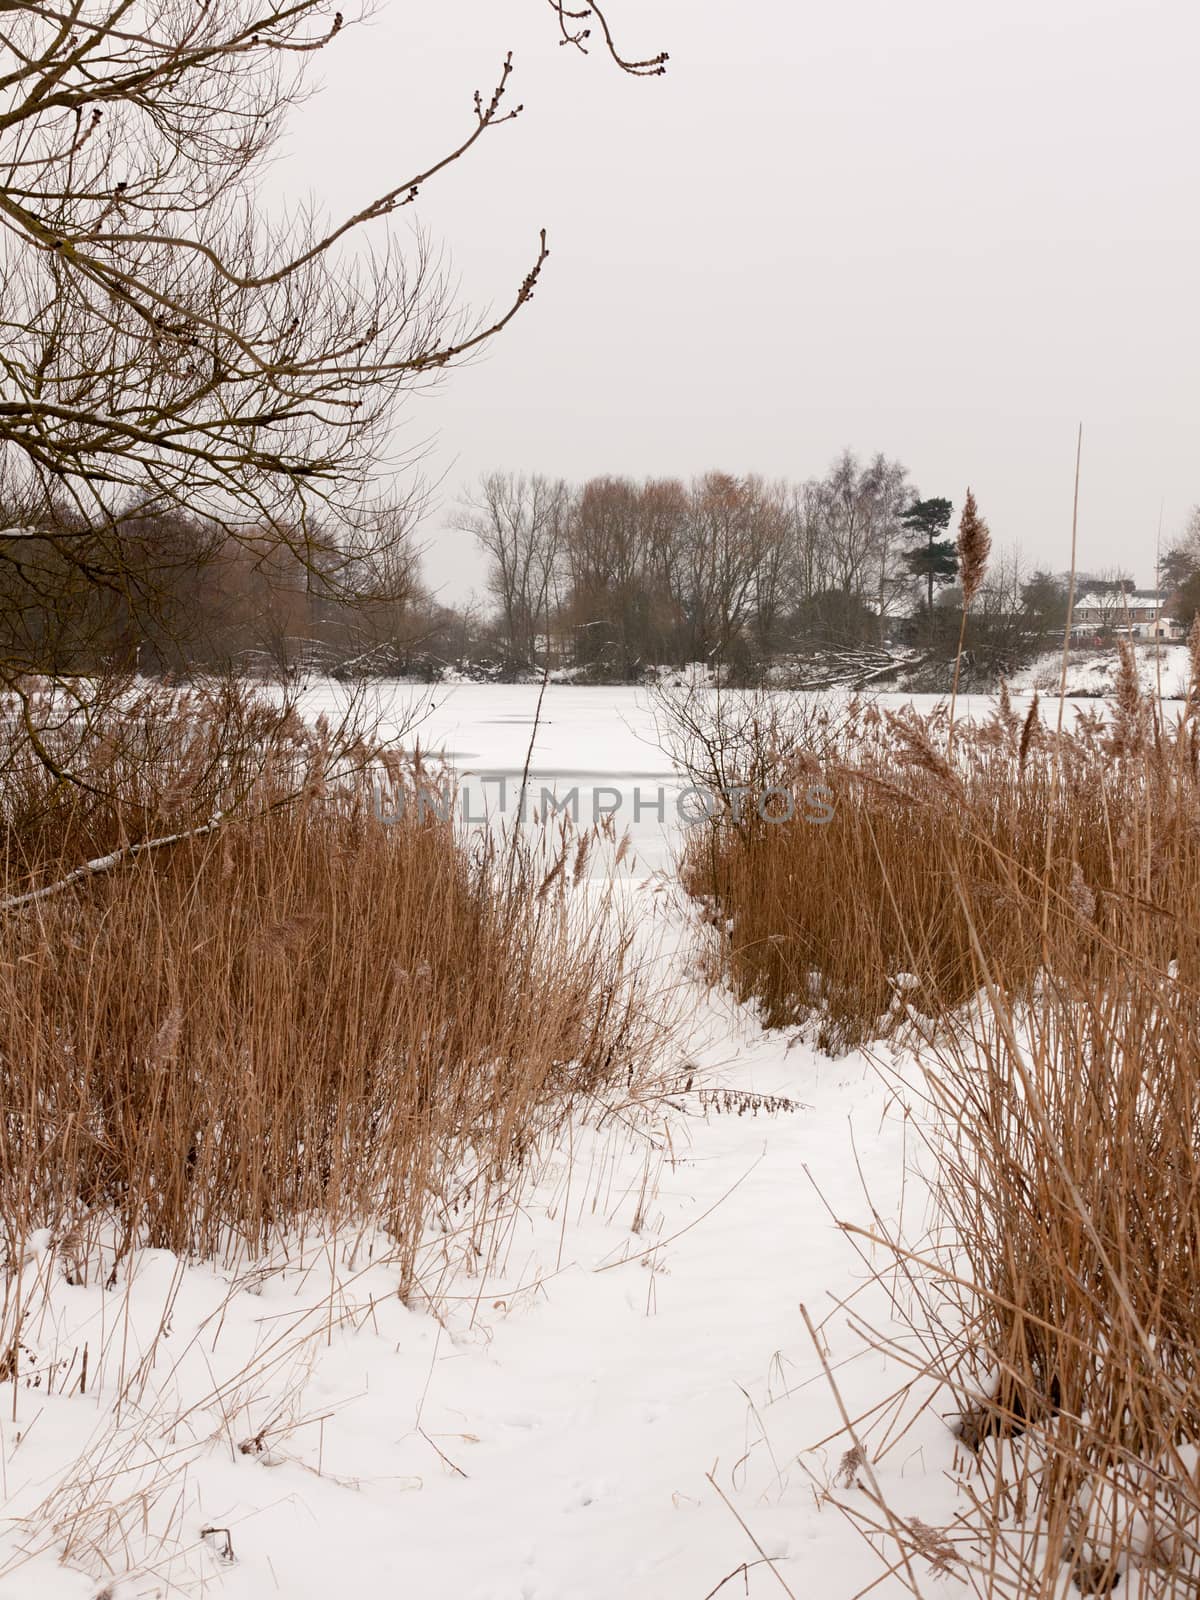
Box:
1070 586 1182 642
1147 613 1186 641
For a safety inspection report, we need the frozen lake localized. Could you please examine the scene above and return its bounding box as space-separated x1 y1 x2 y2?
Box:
299 680 1041 878
302 682 688 876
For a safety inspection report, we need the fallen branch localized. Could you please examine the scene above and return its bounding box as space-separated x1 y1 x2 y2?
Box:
0 815 223 914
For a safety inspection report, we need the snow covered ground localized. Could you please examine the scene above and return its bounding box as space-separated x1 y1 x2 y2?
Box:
1010 642 1190 700
2 974 955 1599
0 682 1056 1599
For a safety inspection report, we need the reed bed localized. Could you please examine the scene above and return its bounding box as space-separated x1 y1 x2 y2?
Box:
0 679 662 1290
666 646 1200 1597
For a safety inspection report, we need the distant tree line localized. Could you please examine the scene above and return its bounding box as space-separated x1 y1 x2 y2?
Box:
13 453 1194 686
458 454 1078 682
0 491 464 681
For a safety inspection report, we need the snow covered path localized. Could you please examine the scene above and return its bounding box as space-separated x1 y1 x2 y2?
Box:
2 951 953 1600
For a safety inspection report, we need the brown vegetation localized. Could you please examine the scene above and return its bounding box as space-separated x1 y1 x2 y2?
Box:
0 682 662 1288
670 667 1200 1596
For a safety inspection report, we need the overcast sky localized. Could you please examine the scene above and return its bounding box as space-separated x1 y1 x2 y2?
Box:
281 0 1199 603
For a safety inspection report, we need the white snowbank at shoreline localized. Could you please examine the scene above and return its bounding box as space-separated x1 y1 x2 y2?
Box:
1009 642 1190 700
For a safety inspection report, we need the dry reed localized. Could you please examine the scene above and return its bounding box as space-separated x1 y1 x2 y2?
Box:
668 669 1200 1597
0 680 663 1294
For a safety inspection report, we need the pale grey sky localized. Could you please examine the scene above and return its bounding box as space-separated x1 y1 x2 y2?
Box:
282 0 1200 603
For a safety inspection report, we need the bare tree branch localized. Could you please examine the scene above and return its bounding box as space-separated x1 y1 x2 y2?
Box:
0 1 663 680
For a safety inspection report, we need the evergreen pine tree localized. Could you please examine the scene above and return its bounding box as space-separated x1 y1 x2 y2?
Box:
899 497 956 616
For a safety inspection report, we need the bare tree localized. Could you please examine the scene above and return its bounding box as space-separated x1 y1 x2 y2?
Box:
862 452 914 638
746 476 793 655
791 451 913 643
676 473 768 664
791 478 837 605
459 471 568 666
563 475 642 674
639 475 690 659
967 542 1027 671
0 1 664 682
814 450 877 597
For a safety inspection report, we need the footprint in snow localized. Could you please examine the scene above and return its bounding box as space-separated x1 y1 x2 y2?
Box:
563 1477 610 1511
